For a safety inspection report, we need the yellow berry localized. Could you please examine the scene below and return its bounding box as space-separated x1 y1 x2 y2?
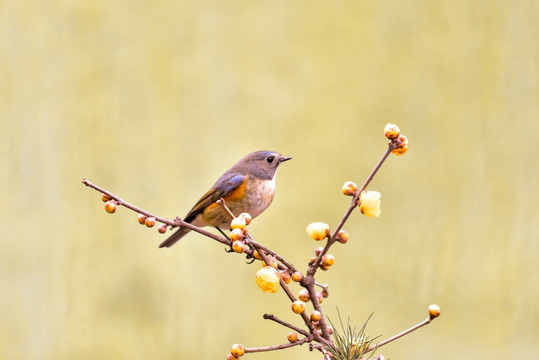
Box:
239 212 252 225
316 292 323 303
428 304 441 319
145 217 156 227
336 229 349 244
298 289 310 302
255 266 279 293
310 310 321 321
342 181 358 196
101 193 112 202
231 217 247 230
137 214 147 224
306 222 330 241
230 343 245 357
291 272 303 282
359 191 381 218
287 331 298 343
230 228 244 241
232 240 245 253
322 254 335 267
291 300 305 314
104 201 117 214
384 123 401 139
157 224 167 234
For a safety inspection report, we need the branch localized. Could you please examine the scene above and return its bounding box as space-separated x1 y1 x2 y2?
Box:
244 337 311 354
364 314 438 353
263 313 311 337
81 179 231 246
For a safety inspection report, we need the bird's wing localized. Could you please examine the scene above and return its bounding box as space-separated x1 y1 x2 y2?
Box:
183 173 246 222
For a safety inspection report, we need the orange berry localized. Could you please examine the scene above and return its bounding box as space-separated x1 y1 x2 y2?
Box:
137 214 147 224
279 271 291 284
428 304 441 319
342 181 358 196
316 292 323 303
298 289 310 302
291 300 305 314
145 217 156 228
306 222 330 241
291 272 303 282
322 254 335 267
232 240 245 253
230 344 245 357
157 224 167 234
262 256 278 269
336 230 349 244
239 212 252 225
310 310 322 321
314 247 325 257
391 134 409 156
230 228 244 241
255 266 279 293
321 289 329 298
309 256 317 265
230 217 246 230
287 331 298 343
226 354 238 360
320 264 330 271
101 193 112 202
384 123 400 139
104 201 117 214
253 250 262 261
359 191 381 218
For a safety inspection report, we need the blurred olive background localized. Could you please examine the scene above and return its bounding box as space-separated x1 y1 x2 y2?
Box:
1 1 538 359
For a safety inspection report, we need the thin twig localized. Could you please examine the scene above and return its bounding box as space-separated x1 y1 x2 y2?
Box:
82 179 231 246
364 316 436 353
244 337 311 353
262 314 311 337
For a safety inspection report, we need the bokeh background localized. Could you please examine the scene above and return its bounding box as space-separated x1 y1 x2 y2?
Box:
1 1 538 359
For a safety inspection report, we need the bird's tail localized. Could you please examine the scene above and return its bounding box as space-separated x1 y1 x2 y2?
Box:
159 226 191 248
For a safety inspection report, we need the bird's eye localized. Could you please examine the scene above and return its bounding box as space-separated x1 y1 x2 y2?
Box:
266 156 275 164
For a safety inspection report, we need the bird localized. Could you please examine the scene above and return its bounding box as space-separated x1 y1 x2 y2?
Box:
159 150 291 248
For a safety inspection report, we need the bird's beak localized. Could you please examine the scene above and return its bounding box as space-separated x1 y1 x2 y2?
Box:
279 156 292 163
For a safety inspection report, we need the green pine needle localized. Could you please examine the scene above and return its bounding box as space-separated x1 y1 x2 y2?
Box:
324 309 381 360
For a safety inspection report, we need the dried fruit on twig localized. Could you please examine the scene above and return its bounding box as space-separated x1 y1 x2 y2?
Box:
384 123 400 139
157 224 167 234
230 344 245 357
145 217 156 227
231 217 246 230
287 331 298 343
428 304 441 319
342 181 358 196
291 300 306 314
137 214 147 224
104 201 117 214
